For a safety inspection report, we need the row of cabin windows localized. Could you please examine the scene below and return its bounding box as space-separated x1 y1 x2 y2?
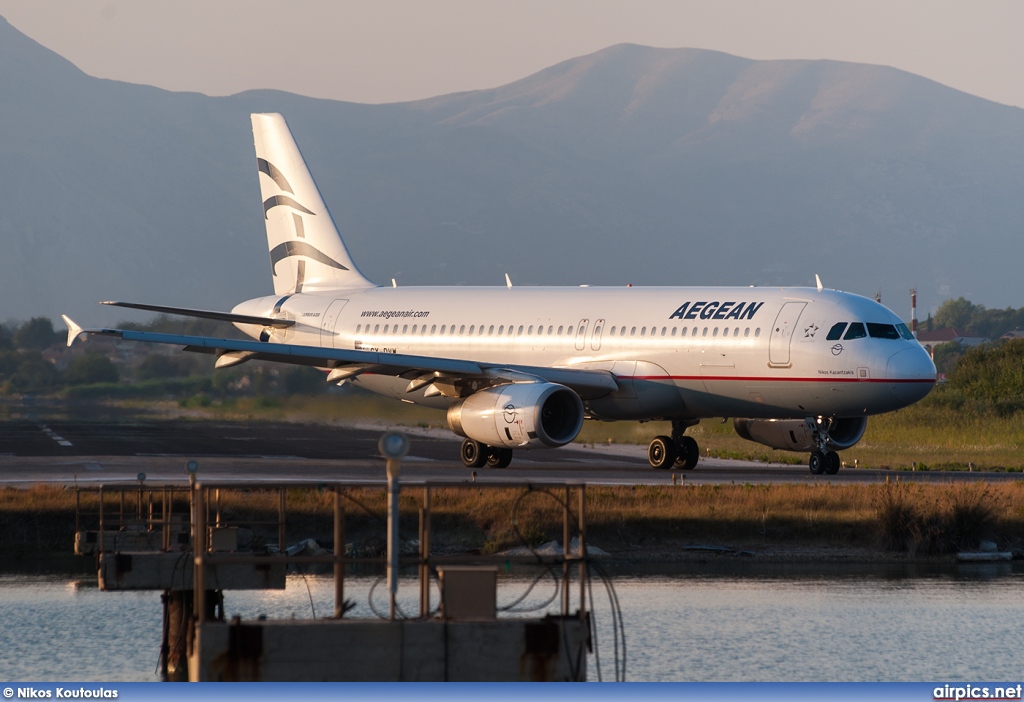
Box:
354 322 762 339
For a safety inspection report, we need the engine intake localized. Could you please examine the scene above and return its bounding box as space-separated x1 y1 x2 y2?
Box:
733 416 867 452
447 383 584 449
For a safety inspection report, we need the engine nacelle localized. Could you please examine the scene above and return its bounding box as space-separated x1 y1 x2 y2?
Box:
733 416 868 452
447 383 584 449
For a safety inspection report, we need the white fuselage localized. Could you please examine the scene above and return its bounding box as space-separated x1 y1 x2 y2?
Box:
233 284 936 422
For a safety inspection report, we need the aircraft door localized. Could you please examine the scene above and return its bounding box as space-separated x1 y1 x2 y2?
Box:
591 319 605 351
575 319 589 351
768 302 806 367
320 299 349 348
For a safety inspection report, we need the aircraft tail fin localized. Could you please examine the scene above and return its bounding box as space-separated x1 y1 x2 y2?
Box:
251 113 375 295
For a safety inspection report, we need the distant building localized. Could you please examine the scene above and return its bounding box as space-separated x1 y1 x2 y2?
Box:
1000 330 1024 340
916 328 989 356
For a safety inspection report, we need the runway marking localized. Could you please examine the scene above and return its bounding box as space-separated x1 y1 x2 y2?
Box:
38 424 73 447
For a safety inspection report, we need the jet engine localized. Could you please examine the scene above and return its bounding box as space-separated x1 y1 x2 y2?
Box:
447 383 584 449
732 416 868 452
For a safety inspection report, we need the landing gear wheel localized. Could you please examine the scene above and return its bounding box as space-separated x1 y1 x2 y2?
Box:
808 450 827 475
824 451 841 475
460 438 487 468
648 435 677 469
674 436 699 470
486 447 513 468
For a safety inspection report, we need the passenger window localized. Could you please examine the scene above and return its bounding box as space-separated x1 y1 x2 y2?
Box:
537 325 543 336
517 325 524 335
630 327 636 336
671 327 677 337
610 326 616 336
713 327 719 337
567 326 574 336
431 325 436 333
826 322 847 341
411 325 417 334
867 323 901 340
702 327 708 337
681 328 687 337
754 328 760 337
356 324 362 333
843 323 867 340
744 328 750 337
460 325 466 334
548 325 554 335
528 326 534 334
641 327 646 337
402 325 408 334
661 327 667 337
734 327 739 337
439 325 445 334
558 326 564 335
488 325 494 335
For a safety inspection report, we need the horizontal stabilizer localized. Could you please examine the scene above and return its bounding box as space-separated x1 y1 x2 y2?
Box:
101 301 294 328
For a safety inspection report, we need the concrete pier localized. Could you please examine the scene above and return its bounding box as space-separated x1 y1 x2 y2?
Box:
191 615 590 682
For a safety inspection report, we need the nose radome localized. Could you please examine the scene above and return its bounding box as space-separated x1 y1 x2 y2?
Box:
887 347 937 406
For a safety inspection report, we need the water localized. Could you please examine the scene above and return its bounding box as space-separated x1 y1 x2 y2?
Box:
1 563 1022 682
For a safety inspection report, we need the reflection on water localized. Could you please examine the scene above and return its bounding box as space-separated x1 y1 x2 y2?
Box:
1 562 1021 682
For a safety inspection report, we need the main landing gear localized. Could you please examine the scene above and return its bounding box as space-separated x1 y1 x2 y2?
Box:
807 417 842 475
808 449 841 475
460 438 513 469
648 420 699 470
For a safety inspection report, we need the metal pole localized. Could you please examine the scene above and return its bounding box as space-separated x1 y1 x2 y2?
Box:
387 458 400 621
278 488 286 555
563 485 570 616
578 485 587 617
194 482 206 623
333 489 346 618
419 487 431 618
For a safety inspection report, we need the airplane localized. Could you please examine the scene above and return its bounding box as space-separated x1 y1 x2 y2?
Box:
63 113 937 474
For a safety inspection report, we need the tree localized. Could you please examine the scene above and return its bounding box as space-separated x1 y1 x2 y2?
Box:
933 298 977 332
65 353 119 385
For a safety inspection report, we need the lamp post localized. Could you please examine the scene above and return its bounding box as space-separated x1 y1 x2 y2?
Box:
379 432 410 621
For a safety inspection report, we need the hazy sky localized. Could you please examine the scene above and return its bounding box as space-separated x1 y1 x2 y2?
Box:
1 0 1022 108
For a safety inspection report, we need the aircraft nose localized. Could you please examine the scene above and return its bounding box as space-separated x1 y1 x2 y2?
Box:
887 346 937 406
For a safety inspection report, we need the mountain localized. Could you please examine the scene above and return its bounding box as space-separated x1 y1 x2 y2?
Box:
1 17 1022 326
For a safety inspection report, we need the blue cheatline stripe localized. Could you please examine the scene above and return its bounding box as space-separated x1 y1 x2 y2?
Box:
0 682 964 701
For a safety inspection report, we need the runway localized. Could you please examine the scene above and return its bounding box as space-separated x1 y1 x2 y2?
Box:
0 418 1011 486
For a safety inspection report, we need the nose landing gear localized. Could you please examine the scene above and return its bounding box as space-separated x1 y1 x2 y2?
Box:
807 417 842 475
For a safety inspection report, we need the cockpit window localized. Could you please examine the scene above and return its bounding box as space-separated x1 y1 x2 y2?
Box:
826 323 847 341
896 323 914 340
867 323 901 340
843 322 867 340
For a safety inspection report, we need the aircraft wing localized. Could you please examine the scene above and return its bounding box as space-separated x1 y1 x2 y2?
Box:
62 317 619 399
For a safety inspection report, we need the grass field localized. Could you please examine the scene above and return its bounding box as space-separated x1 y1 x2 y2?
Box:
4 480 1023 558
